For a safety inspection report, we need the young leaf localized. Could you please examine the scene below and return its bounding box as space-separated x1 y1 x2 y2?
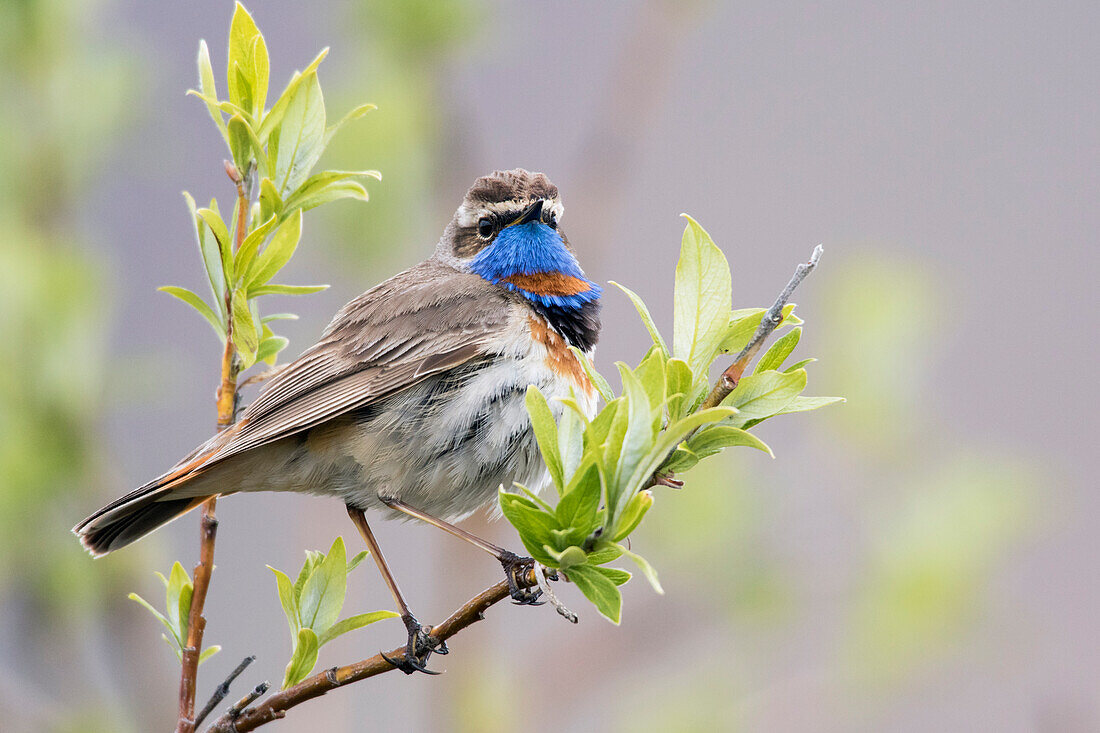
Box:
183 192 226 304
227 2 263 115
250 283 329 297
282 628 320 688
199 645 222 664
557 395 585 484
197 206 233 284
555 462 602 536
569 346 614 403
346 550 368 574
297 536 347 636
664 357 693 422
285 180 369 214
784 358 816 373
158 286 225 339
755 326 801 373
687 425 773 458
165 561 192 645
567 563 623 624
128 592 178 645
610 489 653 542
323 103 377 147
268 565 300 639
226 114 252 175
233 214 278 280
244 209 303 290
616 544 663 594
317 611 399 647
593 566 632 586
525 386 564 491
498 491 561 566
273 71 326 195
257 47 329 143
195 40 227 140
721 369 807 426
775 395 845 414
610 281 669 357
672 215 732 380
231 288 259 366
256 335 290 365
719 304 797 355
659 445 699 474
258 177 284 223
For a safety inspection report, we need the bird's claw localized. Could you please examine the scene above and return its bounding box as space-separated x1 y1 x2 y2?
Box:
499 551 543 605
383 614 444 675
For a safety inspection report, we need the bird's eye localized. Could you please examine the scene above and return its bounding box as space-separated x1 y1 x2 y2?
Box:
477 217 494 239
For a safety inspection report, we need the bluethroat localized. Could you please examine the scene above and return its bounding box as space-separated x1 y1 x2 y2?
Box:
75 169 602 673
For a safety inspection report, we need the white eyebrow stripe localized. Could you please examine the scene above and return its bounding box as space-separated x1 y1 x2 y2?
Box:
454 197 563 228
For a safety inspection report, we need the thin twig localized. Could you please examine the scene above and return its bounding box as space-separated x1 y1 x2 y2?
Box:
535 564 577 624
204 571 539 732
219 682 270 726
177 165 250 733
194 656 256 728
699 245 823 410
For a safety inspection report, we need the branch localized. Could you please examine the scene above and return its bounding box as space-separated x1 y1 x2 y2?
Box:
700 245 823 410
194 656 256 728
205 571 537 732
177 164 249 733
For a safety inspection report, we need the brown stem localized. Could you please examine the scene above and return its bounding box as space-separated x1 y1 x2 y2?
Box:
176 166 248 733
699 245 823 410
204 572 536 732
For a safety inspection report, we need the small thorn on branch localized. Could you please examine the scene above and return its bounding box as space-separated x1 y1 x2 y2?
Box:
194 655 256 728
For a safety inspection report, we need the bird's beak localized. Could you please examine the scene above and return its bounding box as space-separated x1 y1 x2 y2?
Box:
508 199 544 227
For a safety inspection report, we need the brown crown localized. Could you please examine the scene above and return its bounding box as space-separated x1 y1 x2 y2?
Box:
464 169 558 205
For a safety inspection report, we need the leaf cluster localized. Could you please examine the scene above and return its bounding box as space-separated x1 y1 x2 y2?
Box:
268 537 398 688
129 562 221 665
160 2 378 369
502 216 842 623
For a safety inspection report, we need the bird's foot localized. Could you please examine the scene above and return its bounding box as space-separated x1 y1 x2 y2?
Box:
381 614 446 675
499 550 543 605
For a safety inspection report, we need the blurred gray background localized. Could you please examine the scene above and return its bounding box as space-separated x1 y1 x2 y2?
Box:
1 0 1097 730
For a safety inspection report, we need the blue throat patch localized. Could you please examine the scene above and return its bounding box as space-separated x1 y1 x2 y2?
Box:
469 222 602 308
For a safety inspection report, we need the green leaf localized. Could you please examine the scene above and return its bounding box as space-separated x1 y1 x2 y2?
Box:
284 170 381 212
608 366 657 524
268 565 300 639
569 347 614 403
285 180 370 213
634 347 667 415
659 445 699 474
165 561 192 644
250 283 329 297
346 550 368 574
249 33 270 119
231 288 259 366
227 2 263 116
567 563 622 624
784 357 816 373
257 48 329 143
323 103 377 147
664 357 693 421
555 462 602 535
161 634 183 661
593 566 632 586
721 369 807 426
262 312 298 323
687 425 773 458
755 326 801 373
317 610 399 647
233 214 278 282
273 71 326 195
245 209 303 290
196 206 233 284
525 386 563 492
183 192 226 305
258 177 284 223
585 544 624 565
610 281 669 358
610 489 653 542
128 592 178 646
199 645 222 665
282 628 319 688
554 545 589 571
775 395 845 415
294 550 324 601
622 406 737 500
158 286 225 340
616 544 663 594
256 335 289 365
498 491 561 566
195 40 227 140
298 536 347 636
672 215 732 381
718 304 797 355
226 114 252 175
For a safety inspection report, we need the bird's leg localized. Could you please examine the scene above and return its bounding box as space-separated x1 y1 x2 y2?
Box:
345 504 445 675
379 497 542 605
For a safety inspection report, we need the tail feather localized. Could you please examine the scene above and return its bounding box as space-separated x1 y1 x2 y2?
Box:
75 494 208 557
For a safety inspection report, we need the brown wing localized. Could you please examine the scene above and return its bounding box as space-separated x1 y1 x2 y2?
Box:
82 259 516 520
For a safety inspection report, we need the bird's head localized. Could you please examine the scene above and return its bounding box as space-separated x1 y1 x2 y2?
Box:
438 169 601 309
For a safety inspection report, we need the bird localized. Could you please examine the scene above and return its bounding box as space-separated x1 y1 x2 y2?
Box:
73 168 602 673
